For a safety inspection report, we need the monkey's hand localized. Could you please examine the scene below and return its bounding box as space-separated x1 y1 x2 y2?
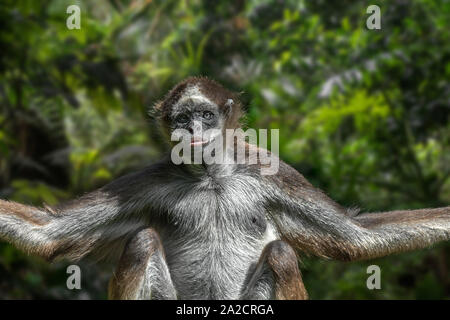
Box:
264 160 450 261
0 168 155 262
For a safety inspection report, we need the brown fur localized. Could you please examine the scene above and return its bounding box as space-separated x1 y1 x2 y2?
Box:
355 207 450 228
0 199 50 226
263 241 308 300
109 228 164 300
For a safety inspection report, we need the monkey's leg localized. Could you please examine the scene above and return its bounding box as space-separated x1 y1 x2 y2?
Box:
108 228 177 300
241 240 308 300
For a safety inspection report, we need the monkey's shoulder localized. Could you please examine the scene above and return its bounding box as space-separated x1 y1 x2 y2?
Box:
264 160 313 189
244 151 343 211
244 148 313 189
251 155 347 214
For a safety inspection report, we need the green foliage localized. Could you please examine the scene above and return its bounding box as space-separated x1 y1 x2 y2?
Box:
0 0 449 299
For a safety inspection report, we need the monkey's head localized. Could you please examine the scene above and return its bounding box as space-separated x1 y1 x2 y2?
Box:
153 77 243 147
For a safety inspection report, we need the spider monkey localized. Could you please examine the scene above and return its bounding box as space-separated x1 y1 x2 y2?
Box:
0 77 449 300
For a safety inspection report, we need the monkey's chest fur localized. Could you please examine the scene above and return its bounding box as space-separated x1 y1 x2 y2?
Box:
148 170 277 299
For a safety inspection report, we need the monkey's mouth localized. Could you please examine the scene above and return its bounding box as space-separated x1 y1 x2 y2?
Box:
190 138 209 146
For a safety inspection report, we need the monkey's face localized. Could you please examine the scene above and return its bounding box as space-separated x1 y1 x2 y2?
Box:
166 86 226 148
157 78 242 150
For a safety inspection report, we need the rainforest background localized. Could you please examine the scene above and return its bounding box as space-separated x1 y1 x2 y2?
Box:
0 0 449 299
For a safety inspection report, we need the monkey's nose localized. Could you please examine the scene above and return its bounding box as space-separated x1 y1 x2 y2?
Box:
191 121 203 135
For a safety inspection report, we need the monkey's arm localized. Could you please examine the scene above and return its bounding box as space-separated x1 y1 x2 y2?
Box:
0 167 156 262
264 161 450 261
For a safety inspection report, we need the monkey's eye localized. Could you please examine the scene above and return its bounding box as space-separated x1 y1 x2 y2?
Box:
175 114 190 124
203 111 214 120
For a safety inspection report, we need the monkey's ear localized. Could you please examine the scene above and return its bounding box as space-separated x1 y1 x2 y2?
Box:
148 101 163 120
224 98 234 117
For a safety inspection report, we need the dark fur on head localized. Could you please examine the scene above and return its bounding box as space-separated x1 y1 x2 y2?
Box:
152 77 244 132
